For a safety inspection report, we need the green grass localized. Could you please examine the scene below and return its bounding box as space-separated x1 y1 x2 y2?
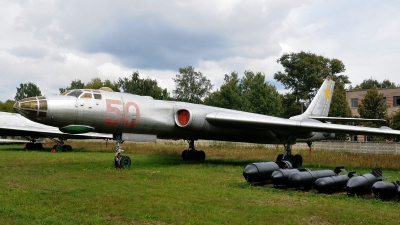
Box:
1 142 400 224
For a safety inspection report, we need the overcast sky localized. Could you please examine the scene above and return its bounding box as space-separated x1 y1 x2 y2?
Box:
1 0 400 101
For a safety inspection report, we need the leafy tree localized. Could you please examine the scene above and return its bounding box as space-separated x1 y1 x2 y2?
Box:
358 86 388 121
274 51 346 107
14 82 42 101
118 71 170 100
0 100 16 112
204 72 241 110
240 71 282 116
85 78 120 91
329 76 352 118
59 79 85 93
391 109 400 131
328 76 352 140
349 77 398 90
204 71 282 116
390 110 400 142
358 86 389 141
173 66 213 104
280 93 302 118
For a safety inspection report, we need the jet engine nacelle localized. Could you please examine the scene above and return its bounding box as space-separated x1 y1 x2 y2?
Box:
174 108 206 131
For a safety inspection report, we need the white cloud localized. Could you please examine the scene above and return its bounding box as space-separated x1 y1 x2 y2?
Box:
1 0 400 102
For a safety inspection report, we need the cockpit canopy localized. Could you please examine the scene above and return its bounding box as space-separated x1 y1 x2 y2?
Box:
61 89 102 100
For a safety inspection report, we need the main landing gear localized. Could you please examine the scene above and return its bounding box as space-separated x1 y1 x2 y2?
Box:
22 136 44 150
113 134 131 169
47 137 72 152
275 143 303 168
181 140 206 161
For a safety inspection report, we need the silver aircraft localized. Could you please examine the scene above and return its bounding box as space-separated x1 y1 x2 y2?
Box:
13 77 400 168
0 111 112 151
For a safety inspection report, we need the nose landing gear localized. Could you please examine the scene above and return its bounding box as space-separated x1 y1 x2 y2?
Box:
113 135 131 169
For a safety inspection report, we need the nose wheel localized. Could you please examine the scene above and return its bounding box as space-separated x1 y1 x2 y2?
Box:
114 135 131 169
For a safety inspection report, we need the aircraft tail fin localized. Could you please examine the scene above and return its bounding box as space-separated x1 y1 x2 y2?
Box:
303 76 335 117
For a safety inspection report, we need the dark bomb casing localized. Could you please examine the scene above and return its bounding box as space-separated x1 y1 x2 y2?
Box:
288 169 339 188
243 162 280 183
346 168 382 197
271 169 308 186
372 181 398 200
314 172 356 193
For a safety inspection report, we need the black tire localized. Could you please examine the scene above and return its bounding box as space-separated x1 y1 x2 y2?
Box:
276 154 284 162
34 143 44 150
181 150 188 160
63 145 72 152
114 158 118 168
294 154 303 168
187 150 197 160
25 143 34 150
55 145 64 152
196 150 206 161
120 155 131 168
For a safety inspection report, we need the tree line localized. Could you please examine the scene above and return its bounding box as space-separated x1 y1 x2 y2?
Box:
2 51 400 135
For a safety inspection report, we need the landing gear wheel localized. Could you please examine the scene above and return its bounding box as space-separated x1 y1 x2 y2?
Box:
282 155 293 163
34 143 44 150
181 150 188 160
63 145 72 152
25 143 34 150
294 154 303 168
187 150 196 160
196 150 206 161
120 155 131 168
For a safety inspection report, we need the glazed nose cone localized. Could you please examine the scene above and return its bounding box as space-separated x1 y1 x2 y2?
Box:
13 96 47 121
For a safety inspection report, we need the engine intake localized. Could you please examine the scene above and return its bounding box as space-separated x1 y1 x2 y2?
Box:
175 109 192 127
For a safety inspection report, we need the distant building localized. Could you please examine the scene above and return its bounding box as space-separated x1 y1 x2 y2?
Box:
346 88 400 141
346 88 400 117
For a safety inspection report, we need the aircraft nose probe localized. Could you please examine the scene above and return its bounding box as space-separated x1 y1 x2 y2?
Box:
13 96 48 121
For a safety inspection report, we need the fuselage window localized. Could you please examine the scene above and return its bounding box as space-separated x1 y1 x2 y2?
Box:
94 94 102 100
80 93 93 99
67 90 83 98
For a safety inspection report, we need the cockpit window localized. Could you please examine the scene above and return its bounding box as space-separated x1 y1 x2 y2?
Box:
61 90 71 96
80 93 93 99
67 90 83 98
94 93 102 100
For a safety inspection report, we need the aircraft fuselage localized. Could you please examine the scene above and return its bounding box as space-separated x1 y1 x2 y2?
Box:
14 89 327 144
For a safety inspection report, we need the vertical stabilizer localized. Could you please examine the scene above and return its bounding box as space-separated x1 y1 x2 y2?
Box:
290 76 335 120
303 76 335 117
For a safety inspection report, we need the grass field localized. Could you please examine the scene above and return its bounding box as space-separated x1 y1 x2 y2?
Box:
1 141 400 224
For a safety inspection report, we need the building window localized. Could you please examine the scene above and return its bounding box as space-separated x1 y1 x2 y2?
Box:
351 98 358 108
383 97 386 105
394 96 400 106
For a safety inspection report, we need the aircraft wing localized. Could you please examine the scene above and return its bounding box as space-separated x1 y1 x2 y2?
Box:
0 112 112 140
206 112 400 137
